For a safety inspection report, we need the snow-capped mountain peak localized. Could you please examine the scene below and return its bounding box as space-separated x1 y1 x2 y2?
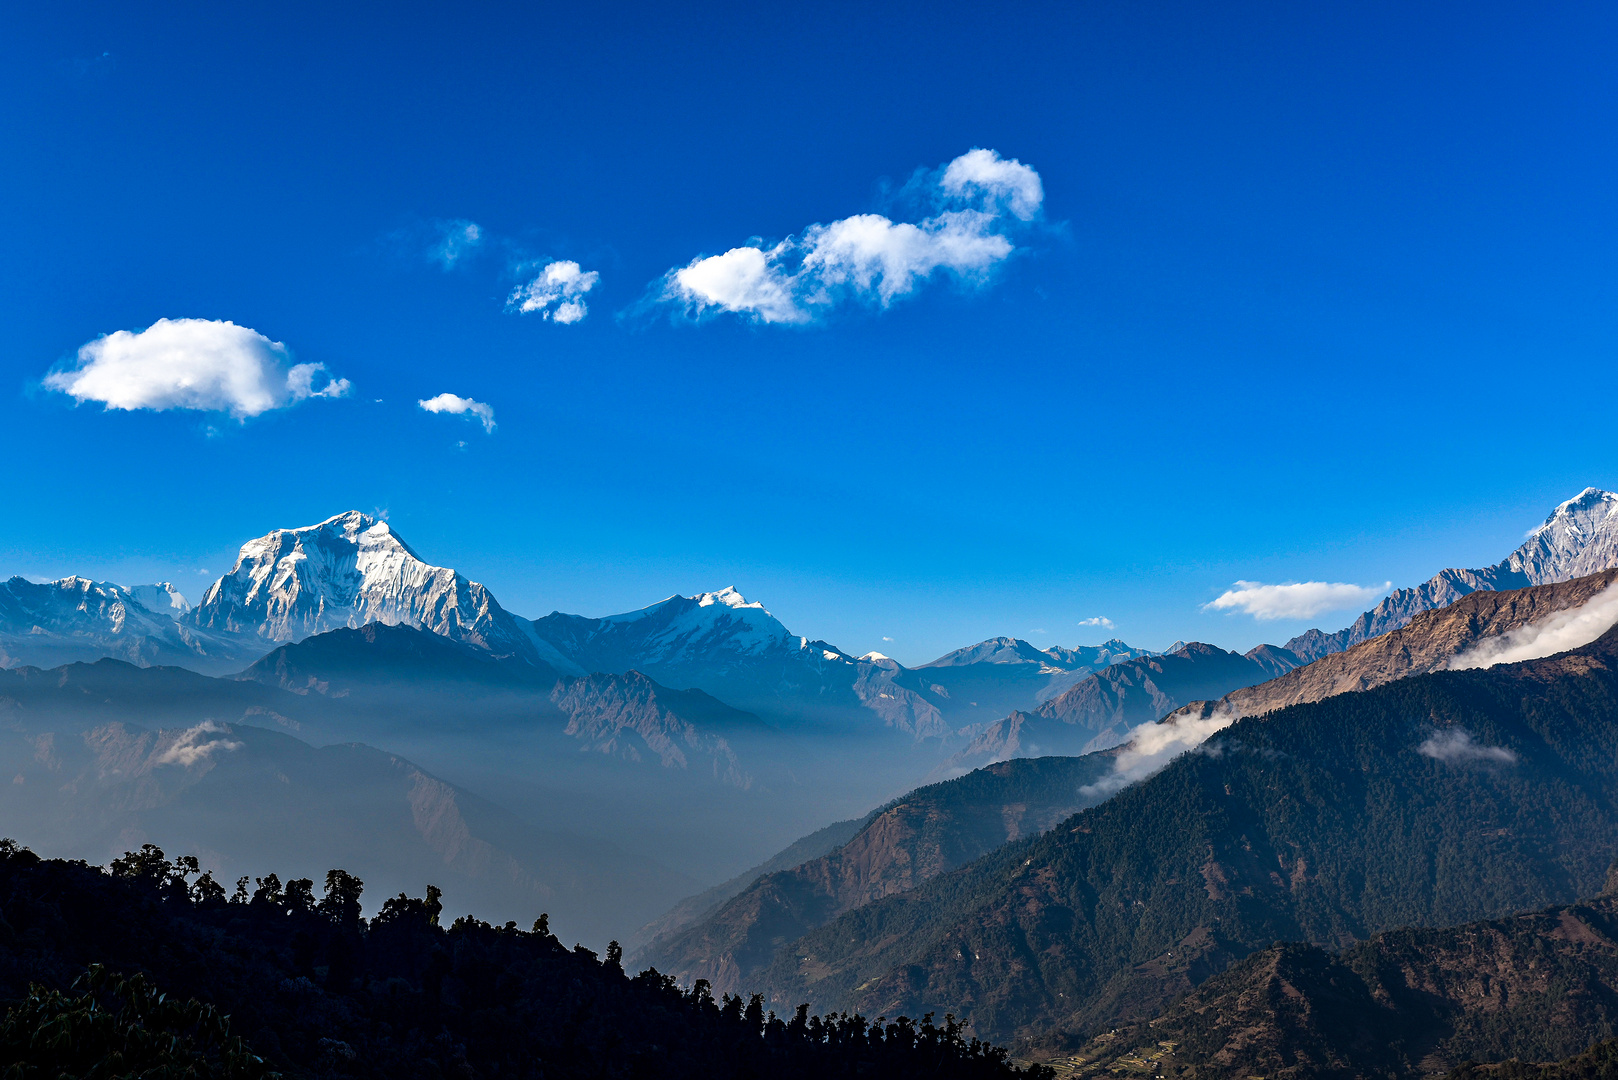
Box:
1508 488 1618 585
127 582 190 615
186 512 548 665
696 586 762 611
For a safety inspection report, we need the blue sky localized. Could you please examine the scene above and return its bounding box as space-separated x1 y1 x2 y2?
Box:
3 2 1617 664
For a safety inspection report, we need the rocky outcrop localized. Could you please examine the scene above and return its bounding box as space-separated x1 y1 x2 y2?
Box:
550 671 763 787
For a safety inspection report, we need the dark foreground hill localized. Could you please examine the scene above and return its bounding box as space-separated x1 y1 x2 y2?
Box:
0 841 1047 1080
755 625 1618 1049
1074 882 1618 1078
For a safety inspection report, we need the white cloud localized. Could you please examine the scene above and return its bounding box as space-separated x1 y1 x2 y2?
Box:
44 319 350 419
1079 616 1115 630
1206 580 1390 621
1418 729 1517 766
509 260 600 323
940 147 1044 221
1449 580 1618 670
156 720 242 767
418 392 496 433
657 148 1042 324
1081 707 1238 799
430 219 483 269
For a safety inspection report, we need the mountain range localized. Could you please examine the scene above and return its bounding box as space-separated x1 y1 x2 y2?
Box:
9 490 1618 1074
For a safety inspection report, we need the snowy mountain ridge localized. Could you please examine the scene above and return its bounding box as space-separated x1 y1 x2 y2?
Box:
0 575 249 671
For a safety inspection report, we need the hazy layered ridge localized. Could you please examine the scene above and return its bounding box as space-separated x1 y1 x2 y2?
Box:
628 813 872 954
636 754 1117 996
751 623 1618 1047
0 662 691 941
1286 487 1618 661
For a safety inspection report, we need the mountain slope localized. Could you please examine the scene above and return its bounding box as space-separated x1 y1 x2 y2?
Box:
754 626 1618 1047
638 754 1116 995
1286 488 1618 661
629 813 873 953
550 671 770 787
941 642 1303 774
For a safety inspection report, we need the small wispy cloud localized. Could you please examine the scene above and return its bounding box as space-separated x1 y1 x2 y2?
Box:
654 148 1043 325
44 318 350 419
429 219 484 269
509 260 600 323
1081 707 1239 799
1078 616 1115 630
156 720 242 767
1418 729 1517 766
418 392 496 433
1449 581 1618 670
1205 580 1390 621
882 636 893 642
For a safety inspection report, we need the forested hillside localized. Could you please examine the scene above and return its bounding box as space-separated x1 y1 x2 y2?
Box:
1075 884 1618 1078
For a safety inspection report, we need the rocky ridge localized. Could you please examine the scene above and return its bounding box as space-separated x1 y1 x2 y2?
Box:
1286 488 1618 661
1173 568 1618 730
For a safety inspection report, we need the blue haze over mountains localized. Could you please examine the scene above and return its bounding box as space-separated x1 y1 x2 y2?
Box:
3 489 1618 952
